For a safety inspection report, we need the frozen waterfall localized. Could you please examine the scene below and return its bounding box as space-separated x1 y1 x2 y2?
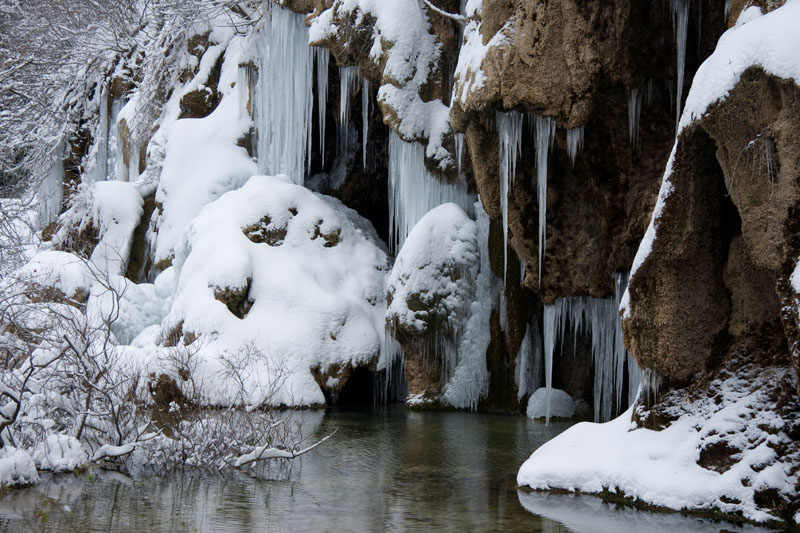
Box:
254 5 314 185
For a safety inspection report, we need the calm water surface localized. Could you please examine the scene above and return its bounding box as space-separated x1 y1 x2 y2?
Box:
0 406 775 532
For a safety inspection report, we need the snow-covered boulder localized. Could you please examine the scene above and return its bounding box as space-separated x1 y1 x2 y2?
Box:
0 447 38 487
158 174 388 406
386 203 479 337
18 251 94 302
526 388 576 420
32 435 89 473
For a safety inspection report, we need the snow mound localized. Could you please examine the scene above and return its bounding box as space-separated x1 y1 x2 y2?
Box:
32 435 88 473
0 447 38 487
159 174 388 406
387 203 478 335
518 364 799 523
526 388 576 420
19 251 93 300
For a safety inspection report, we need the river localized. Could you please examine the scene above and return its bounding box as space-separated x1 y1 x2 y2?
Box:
0 406 774 532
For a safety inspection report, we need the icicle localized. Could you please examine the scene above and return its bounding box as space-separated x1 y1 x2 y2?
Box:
496 111 523 284
628 88 642 149
724 0 731 21
645 79 654 107
542 304 557 425
532 113 556 287
314 48 329 166
108 99 124 182
338 66 361 157
362 78 369 169
566 125 584 166
92 82 110 183
388 131 474 252
670 0 689 130
454 133 464 176
254 5 314 185
37 142 65 227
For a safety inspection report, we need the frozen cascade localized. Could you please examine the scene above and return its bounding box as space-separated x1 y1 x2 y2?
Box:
540 272 637 424
109 99 124 182
455 133 464 175
87 93 124 183
496 110 523 284
388 131 473 252
670 0 690 130
338 66 361 157
362 78 369 169
628 88 642 149
254 4 314 185
314 47 329 164
90 83 110 184
532 113 556 286
37 142 65 227
566 126 584 166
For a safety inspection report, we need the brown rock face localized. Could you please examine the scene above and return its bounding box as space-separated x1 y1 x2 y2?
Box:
624 67 800 388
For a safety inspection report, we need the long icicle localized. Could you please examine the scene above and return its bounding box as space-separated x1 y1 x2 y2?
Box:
315 47 329 166
362 78 369 169
496 111 523 284
533 113 556 287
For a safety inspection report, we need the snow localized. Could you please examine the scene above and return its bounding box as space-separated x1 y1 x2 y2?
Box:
154 36 256 268
526 388 575 420
32 435 88 473
156 175 388 406
452 12 511 105
19 251 93 300
0 447 38 487
87 181 143 276
518 365 798 523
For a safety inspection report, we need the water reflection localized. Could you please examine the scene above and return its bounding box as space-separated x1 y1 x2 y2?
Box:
0 406 774 532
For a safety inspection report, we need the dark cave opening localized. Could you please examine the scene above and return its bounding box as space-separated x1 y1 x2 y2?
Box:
336 366 376 407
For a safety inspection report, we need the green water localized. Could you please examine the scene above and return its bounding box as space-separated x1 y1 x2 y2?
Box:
0 406 774 532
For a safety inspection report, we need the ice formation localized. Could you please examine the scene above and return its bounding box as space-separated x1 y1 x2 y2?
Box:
566 125 584 166
362 78 370 169
314 47 330 164
531 113 556 285
541 273 636 424
37 142 65 227
254 5 314 185
496 110 523 283
627 88 642 149
670 0 690 130
454 132 465 175
388 131 473 252
338 66 361 157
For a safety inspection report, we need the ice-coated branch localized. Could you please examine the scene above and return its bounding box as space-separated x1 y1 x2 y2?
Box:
232 428 338 468
418 0 466 24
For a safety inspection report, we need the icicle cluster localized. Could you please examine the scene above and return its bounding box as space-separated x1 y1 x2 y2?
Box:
454 132 465 175
566 126 584 166
540 273 640 424
496 110 523 283
254 5 314 185
338 66 361 157
387 131 473 252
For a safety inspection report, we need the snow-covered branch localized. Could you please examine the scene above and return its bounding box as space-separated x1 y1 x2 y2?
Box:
418 0 466 24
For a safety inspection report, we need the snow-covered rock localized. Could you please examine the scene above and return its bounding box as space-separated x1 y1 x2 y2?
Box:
386 203 479 336
0 447 38 487
156 174 388 406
